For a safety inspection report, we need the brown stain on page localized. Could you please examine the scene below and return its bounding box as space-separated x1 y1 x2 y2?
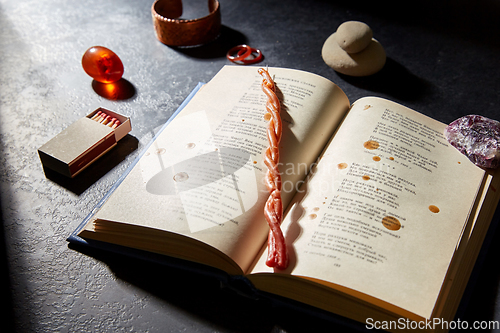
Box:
364 140 379 150
382 216 401 231
373 156 381 162
173 172 189 182
429 205 440 213
338 162 348 170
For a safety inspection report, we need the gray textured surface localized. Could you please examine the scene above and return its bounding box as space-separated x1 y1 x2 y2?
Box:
2 0 500 332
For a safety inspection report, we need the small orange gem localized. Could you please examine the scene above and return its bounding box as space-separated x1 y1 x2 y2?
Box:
82 46 124 83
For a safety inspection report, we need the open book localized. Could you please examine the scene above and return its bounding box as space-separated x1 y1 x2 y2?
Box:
70 66 500 332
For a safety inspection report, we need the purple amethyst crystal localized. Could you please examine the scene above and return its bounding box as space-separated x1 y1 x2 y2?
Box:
444 115 500 169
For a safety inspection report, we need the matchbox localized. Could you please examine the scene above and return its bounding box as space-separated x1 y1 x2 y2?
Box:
38 107 131 178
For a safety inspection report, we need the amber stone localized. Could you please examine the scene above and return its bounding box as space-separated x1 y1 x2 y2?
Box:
82 46 124 83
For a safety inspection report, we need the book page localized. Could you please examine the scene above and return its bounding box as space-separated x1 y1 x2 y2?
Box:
250 97 485 319
84 66 350 273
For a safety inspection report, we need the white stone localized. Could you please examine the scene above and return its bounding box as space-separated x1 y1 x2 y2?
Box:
335 21 373 54
322 32 386 76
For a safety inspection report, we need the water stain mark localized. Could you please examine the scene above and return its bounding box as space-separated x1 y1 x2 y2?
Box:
429 205 440 213
338 162 348 170
382 216 401 231
173 172 189 182
363 140 379 150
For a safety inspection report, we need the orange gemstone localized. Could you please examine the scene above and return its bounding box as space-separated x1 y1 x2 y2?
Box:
82 46 124 83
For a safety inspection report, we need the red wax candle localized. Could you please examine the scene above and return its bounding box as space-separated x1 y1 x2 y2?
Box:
82 46 124 83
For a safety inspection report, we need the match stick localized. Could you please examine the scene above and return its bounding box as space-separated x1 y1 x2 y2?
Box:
101 115 112 125
96 113 106 123
98 115 108 124
107 118 117 127
91 111 102 121
90 111 121 129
